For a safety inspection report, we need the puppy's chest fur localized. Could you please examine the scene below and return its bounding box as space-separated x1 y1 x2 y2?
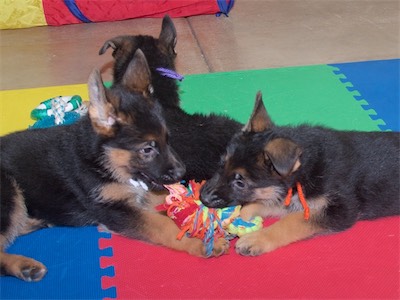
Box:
94 181 151 208
257 193 329 217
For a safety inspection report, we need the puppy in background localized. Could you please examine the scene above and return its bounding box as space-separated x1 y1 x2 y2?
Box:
201 92 400 256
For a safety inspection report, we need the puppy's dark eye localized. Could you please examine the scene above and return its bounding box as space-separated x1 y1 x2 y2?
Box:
139 141 158 156
140 146 154 155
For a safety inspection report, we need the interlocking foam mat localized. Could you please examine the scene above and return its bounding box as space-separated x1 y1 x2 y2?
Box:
1 59 399 299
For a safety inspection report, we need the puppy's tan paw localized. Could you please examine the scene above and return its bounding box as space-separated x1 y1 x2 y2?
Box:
212 238 230 257
186 238 209 257
235 231 276 256
187 237 229 258
19 263 47 282
11 258 47 282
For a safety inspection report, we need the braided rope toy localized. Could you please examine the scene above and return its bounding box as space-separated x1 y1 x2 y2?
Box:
30 95 87 129
159 181 263 256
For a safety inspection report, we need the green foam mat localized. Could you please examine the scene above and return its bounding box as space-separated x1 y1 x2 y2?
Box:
180 64 382 131
0 64 381 136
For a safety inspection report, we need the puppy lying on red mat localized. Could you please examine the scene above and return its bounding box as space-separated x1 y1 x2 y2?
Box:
201 92 400 256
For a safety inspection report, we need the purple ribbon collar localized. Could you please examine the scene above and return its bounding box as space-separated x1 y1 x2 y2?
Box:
156 68 184 81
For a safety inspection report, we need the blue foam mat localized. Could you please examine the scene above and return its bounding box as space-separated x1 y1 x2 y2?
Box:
330 59 400 131
0 227 115 299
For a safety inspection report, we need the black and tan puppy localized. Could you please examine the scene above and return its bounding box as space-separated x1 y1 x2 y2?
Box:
201 92 400 256
99 15 243 182
0 50 227 282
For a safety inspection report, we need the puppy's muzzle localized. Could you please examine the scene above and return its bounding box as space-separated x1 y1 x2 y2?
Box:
161 164 186 184
200 177 231 208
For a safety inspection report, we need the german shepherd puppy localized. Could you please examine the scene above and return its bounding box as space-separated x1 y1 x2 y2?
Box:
99 15 243 182
201 92 400 256
0 50 227 282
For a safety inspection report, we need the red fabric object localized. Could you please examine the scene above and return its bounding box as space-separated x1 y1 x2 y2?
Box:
167 200 199 230
160 181 205 230
99 216 400 299
42 0 221 26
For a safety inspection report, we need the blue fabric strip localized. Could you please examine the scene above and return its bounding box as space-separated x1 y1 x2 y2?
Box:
216 0 235 16
64 0 92 23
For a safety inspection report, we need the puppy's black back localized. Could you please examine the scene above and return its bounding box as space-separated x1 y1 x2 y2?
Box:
165 109 242 181
275 126 400 223
1 118 102 226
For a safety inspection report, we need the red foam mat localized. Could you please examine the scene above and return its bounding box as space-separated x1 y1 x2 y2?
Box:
100 216 399 299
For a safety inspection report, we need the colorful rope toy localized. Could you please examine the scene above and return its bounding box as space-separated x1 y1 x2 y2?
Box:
30 95 87 129
159 181 263 257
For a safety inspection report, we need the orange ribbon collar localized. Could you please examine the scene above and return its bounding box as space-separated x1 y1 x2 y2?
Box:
284 182 310 220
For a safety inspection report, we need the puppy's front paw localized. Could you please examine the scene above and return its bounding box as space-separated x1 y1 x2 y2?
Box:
235 230 276 256
16 259 47 282
212 238 230 257
187 238 208 257
188 237 229 258
20 264 47 282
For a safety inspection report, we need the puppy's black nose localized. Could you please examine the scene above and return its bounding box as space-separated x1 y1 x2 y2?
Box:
200 193 224 208
162 164 186 183
173 164 186 181
200 186 224 208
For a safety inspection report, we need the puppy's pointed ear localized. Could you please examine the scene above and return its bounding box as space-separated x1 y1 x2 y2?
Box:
99 38 118 55
88 69 117 136
243 91 273 133
122 49 153 96
99 36 132 59
265 138 302 177
159 15 177 55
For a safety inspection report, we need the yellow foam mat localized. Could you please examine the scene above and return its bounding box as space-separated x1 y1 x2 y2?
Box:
0 84 88 136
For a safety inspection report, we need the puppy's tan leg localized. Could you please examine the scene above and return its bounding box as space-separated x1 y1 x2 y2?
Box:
19 218 50 236
236 211 324 256
141 211 229 257
0 250 47 282
239 202 268 221
0 217 48 282
146 190 169 207
0 179 48 281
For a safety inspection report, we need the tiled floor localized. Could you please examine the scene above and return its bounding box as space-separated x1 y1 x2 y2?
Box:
0 0 399 90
